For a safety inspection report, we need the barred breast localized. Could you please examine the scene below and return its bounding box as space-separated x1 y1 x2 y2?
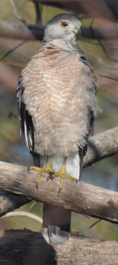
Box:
21 40 98 156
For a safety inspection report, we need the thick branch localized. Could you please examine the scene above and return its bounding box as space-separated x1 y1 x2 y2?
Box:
83 126 118 168
0 193 29 216
0 21 34 40
0 127 118 218
0 229 118 264
0 158 118 223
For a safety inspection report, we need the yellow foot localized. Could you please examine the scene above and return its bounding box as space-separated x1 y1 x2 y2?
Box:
51 168 77 191
29 157 51 185
36 164 52 183
29 166 41 171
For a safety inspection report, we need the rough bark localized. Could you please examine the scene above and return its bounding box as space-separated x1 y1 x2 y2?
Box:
0 127 118 218
83 126 118 168
0 158 118 223
0 193 29 216
0 229 118 265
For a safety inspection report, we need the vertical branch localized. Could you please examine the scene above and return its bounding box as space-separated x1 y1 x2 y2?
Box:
33 1 42 26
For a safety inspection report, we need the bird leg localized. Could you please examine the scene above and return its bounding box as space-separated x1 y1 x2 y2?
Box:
51 157 77 191
29 156 52 183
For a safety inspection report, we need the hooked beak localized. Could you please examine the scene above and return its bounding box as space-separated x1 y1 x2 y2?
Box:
70 23 81 37
74 24 81 34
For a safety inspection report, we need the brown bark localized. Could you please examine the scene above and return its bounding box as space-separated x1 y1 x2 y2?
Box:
0 229 118 265
0 158 118 223
0 127 118 219
83 126 118 168
0 21 34 40
0 193 29 216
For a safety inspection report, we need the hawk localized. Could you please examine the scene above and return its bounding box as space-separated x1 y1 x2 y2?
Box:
16 13 99 244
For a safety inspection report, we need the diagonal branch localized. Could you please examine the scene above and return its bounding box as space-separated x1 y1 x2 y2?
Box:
0 40 29 62
83 126 118 168
0 22 35 40
9 0 26 23
0 193 29 216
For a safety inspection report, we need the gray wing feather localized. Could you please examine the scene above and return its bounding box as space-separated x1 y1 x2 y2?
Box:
16 74 34 153
74 45 97 137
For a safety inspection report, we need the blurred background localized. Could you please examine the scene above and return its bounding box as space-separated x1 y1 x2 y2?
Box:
0 0 118 241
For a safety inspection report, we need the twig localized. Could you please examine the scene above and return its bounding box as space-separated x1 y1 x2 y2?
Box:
29 201 36 209
82 39 118 71
89 219 101 229
9 0 26 23
2 210 42 224
78 15 90 20
8 104 17 119
33 1 42 25
98 39 118 62
98 74 118 82
4 60 26 68
90 19 94 30
82 40 112 69
0 39 29 62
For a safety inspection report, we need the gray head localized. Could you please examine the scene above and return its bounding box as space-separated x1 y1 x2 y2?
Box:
43 13 81 44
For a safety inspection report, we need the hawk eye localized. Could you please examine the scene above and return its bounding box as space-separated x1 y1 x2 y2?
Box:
61 22 68 27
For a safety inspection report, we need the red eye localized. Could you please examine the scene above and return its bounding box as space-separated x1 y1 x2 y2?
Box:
61 22 68 27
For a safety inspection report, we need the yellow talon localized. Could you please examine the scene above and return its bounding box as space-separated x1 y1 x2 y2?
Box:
29 166 41 171
51 158 77 190
36 163 51 183
29 156 77 190
29 156 52 184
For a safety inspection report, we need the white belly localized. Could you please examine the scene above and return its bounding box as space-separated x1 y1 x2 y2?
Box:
40 152 81 180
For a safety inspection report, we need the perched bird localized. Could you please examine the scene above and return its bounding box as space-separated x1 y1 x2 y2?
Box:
16 13 99 244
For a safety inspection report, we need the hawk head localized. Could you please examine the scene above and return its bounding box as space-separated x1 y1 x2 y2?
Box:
43 13 81 44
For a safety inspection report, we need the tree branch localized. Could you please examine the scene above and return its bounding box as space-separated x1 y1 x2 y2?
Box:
83 126 118 168
2 211 42 224
0 127 118 219
0 193 29 216
1 21 118 41
0 159 118 223
0 229 118 264
0 22 34 40
0 40 29 62
31 0 118 21
0 127 118 218
9 0 26 23
33 1 42 25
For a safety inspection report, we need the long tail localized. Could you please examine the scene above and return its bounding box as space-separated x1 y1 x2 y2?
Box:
42 202 71 244
33 151 83 244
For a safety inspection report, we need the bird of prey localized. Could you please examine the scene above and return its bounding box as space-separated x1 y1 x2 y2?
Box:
16 13 99 244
